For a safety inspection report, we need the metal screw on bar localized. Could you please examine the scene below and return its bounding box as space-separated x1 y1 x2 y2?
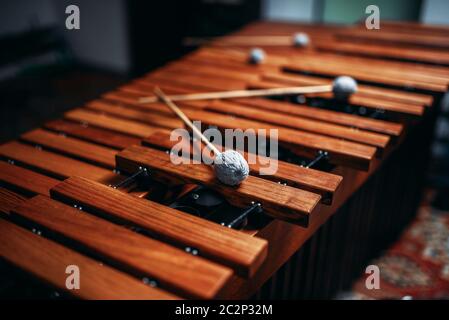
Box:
296 95 306 104
358 107 367 116
192 193 200 200
185 247 199 256
305 150 328 169
370 108 386 119
112 167 150 189
142 277 158 288
226 202 262 229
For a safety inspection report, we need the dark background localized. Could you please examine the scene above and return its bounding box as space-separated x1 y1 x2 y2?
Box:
0 0 262 143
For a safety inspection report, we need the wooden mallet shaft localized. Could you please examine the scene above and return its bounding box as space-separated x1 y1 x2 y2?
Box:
140 85 332 104
183 35 295 46
153 87 221 156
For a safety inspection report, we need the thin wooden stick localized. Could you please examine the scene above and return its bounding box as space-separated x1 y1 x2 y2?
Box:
153 87 221 156
183 35 295 46
140 85 332 104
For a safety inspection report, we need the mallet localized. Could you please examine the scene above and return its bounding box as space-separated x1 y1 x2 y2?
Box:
140 76 357 104
153 87 249 186
142 84 331 104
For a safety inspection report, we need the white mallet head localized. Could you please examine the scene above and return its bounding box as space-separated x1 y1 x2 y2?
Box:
214 150 249 186
293 32 310 47
332 76 358 100
249 48 266 64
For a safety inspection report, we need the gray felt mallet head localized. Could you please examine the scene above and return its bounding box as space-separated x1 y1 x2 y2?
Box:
153 87 250 187
332 76 358 100
293 32 310 47
249 48 266 64
214 150 250 186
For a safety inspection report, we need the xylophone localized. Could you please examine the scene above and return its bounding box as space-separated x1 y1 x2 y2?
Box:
1 20 449 300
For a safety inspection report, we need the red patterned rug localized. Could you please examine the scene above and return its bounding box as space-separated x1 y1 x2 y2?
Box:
341 205 449 299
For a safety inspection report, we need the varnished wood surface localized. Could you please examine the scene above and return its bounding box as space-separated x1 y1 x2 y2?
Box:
50 176 268 278
1 19 447 299
111 84 389 148
0 161 59 196
21 129 117 169
116 145 322 225
11 195 232 299
0 141 118 184
107 91 377 170
188 47 449 92
233 98 403 136
335 28 449 50
316 41 449 66
0 187 26 214
0 219 179 300
65 109 162 139
86 100 184 129
165 55 436 107
125 76 397 146
143 131 342 204
44 119 140 150
121 79 405 136
204 100 390 148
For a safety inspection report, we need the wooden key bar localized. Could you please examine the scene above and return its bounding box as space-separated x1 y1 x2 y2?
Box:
65 109 161 139
122 80 405 137
143 131 342 204
233 98 403 136
138 64 430 117
103 90 376 170
166 61 261 82
260 71 433 107
50 176 268 277
0 219 179 300
0 141 117 184
85 100 183 129
199 46 449 83
0 161 59 196
0 187 26 214
11 195 233 299
21 129 117 169
98 88 391 148
158 56 436 107
204 100 391 148
335 29 449 50
116 144 322 225
250 79 425 117
316 41 449 67
119 78 405 136
283 60 448 93
44 119 141 150
179 109 376 170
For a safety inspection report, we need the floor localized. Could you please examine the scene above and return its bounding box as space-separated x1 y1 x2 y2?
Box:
340 190 449 299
